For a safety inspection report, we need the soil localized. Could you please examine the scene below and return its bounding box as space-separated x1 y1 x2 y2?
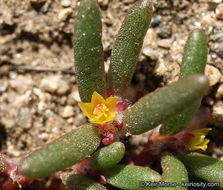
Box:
0 0 223 189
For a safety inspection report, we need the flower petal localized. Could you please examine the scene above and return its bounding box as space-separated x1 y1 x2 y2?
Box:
91 91 106 107
78 102 94 118
186 128 211 151
105 96 118 111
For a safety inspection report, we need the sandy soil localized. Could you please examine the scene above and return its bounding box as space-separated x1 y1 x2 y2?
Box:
0 0 223 189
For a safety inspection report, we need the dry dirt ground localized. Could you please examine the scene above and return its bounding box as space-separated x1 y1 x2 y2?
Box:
0 0 223 189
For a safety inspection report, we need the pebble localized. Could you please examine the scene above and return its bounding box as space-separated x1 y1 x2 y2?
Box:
142 47 159 60
157 39 172 49
61 105 74 118
205 96 215 106
216 83 223 98
40 76 70 95
205 65 221 86
74 114 86 126
209 0 222 3
216 3 223 19
153 59 168 77
0 80 8 93
213 101 223 117
158 27 172 39
58 8 72 22
67 92 78 105
30 0 46 3
33 88 51 102
14 90 32 107
104 15 113 26
67 89 81 105
38 101 47 112
98 0 109 6
9 75 33 94
215 43 223 58
61 0 71 7
151 15 162 27
16 107 32 129
1 8 14 26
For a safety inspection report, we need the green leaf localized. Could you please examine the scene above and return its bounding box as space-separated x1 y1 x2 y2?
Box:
104 165 161 190
61 173 107 190
124 74 208 135
157 153 188 190
160 29 207 135
108 0 152 95
180 29 207 78
90 142 125 170
179 152 223 189
19 124 101 178
74 0 106 102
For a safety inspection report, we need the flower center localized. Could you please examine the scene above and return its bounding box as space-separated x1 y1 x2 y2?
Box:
93 104 109 119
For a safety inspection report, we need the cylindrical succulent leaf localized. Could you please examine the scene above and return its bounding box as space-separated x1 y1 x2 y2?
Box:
19 124 101 178
157 152 188 190
108 0 152 95
160 29 207 135
61 173 107 190
104 165 161 190
90 142 125 170
74 0 106 102
180 29 207 78
124 74 208 135
178 152 223 189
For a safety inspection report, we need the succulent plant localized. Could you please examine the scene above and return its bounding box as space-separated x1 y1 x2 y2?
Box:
1 0 223 190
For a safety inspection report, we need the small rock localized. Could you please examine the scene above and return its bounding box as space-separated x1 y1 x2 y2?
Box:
213 30 223 42
205 65 221 86
205 96 215 106
216 3 223 19
38 101 47 112
209 0 222 3
98 0 109 6
61 105 74 118
215 43 223 58
67 91 78 105
0 80 8 93
151 15 162 27
58 8 72 22
74 114 86 126
158 27 172 39
10 75 33 94
67 117 74 124
157 39 172 49
16 107 32 129
123 0 135 4
14 90 32 106
40 76 70 95
1 117 15 129
61 0 71 7
57 80 70 95
216 83 223 98
143 29 157 47
2 8 14 26
33 88 51 102
213 101 223 117
104 16 113 26
153 59 168 77
30 0 46 3
142 47 159 60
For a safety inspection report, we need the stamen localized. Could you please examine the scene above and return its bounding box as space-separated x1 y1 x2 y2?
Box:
93 104 109 118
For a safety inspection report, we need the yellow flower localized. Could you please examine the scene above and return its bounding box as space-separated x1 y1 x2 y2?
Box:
186 128 212 151
78 91 118 125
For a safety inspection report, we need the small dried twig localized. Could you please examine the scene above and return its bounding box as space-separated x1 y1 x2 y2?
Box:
0 65 76 75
